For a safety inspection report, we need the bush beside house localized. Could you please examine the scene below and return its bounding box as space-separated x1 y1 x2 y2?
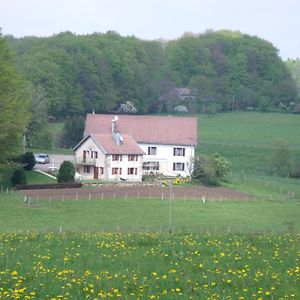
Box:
21 152 36 171
57 161 75 183
11 169 27 186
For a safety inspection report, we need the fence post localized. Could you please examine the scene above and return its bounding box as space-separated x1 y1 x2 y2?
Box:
101 192 104 200
168 181 173 233
76 194 78 201
88 193 91 201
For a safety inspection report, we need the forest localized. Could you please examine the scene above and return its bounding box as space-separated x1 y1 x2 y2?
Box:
1 29 300 153
5 30 299 119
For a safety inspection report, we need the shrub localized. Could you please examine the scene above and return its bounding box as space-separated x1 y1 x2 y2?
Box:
57 161 75 183
11 169 27 186
192 153 231 185
21 152 36 171
266 140 293 177
294 103 300 113
210 153 231 178
192 155 218 185
290 165 300 178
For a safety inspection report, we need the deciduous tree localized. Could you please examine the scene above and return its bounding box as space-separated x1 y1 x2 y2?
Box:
0 32 30 162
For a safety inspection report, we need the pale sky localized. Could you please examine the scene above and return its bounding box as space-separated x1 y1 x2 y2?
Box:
1 0 299 59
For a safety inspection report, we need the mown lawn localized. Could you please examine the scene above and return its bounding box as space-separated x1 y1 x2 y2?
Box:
0 168 56 189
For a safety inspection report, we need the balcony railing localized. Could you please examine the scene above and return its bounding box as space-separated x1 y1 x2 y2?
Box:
74 157 97 165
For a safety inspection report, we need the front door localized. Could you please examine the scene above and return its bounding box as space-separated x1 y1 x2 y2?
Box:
94 166 99 179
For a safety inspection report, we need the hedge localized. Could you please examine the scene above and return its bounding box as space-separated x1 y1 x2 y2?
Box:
15 182 82 190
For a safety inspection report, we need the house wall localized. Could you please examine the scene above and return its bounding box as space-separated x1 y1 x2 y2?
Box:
74 138 106 180
105 155 143 182
139 143 195 177
74 137 143 181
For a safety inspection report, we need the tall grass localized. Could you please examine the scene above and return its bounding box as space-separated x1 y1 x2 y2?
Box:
0 231 299 299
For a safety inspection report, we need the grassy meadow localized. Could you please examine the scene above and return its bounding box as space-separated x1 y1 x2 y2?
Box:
0 230 299 299
0 192 299 233
0 112 300 299
197 112 300 173
196 112 300 198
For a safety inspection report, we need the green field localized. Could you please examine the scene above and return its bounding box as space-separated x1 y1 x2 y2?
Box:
197 112 300 172
1 192 299 233
0 168 56 189
194 112 300 198
1 112 300 299
0 230 299 299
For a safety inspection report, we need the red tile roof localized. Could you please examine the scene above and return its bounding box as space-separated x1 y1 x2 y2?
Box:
91 134 144 155
85 114 198 146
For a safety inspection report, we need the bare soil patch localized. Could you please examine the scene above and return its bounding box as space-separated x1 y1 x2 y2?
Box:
19 184 250 201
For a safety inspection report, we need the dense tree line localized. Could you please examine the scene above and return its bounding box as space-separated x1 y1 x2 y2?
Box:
5 30 299 120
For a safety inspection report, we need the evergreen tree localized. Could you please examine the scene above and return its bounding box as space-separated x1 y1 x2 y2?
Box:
57 161 75 183
60 115 85 148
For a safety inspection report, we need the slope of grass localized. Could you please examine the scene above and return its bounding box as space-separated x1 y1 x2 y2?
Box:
0 168 56 188
25 170 57 184
197 112 300 173
198 112 300 149
195 112 300 197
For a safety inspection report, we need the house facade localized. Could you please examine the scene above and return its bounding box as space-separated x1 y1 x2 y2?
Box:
75 114 198 181
74 132 144 182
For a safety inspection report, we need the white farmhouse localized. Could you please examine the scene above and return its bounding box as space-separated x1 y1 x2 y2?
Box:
74 114 198 181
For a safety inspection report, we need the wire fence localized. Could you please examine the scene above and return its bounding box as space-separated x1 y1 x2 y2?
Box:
0 188 299 234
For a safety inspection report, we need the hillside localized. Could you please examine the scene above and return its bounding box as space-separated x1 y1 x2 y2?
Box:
6 30 298 118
